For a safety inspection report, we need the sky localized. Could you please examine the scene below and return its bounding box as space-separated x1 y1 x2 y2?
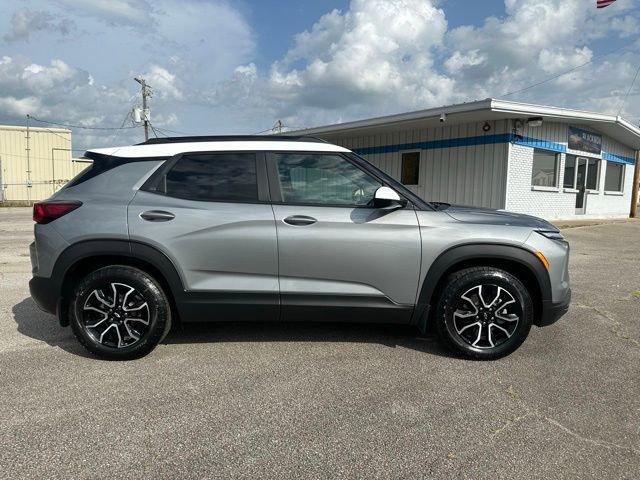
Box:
0 0 639 152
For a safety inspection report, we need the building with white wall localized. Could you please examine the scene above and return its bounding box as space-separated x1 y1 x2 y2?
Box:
294 99 639 220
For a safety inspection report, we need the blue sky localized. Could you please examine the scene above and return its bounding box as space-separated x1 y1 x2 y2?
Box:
0 0 638 151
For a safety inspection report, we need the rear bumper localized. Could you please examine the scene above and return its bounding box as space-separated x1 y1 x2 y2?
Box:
29 276 58 315
537 288 571 327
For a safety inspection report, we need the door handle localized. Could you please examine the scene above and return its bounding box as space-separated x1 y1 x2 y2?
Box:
283 215 317 226
140 210 175 222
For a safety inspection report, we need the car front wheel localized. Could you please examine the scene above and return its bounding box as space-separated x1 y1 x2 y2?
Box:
69 265 171 360
435 267 533 360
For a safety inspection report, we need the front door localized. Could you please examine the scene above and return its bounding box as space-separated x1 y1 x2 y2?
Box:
267 152 422 324
128 151 279 322
575 157 588 215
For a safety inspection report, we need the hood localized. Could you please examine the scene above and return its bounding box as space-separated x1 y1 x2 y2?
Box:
442 204 556 230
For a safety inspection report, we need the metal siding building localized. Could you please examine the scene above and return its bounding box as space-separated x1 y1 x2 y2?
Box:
0 125 87 204
294 99 640 220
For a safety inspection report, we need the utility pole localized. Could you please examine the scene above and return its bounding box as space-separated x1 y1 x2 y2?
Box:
630 149 640 218
25 114 31 202
275 120 283 134
134 77 152 141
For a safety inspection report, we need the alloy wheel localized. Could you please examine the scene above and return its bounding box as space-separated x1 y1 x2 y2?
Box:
452 284 521 349
82 282 150 348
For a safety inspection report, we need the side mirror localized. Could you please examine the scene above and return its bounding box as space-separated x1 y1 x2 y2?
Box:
373 186 407 210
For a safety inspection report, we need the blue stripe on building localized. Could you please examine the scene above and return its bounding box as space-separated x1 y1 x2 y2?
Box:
351 133 635 165
602 151 635 165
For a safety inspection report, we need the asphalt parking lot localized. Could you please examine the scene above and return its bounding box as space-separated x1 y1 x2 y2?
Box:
0 207 638 479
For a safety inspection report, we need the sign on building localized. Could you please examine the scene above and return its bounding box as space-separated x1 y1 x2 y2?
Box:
568 126 602 155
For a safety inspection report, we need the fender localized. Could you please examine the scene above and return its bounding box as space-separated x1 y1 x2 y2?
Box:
412 243 552 330
51 239 186 295
37 240 186 326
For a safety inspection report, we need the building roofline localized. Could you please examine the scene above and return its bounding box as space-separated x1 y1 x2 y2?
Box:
290 98 493 135
0 124 71 134
288 98 640 148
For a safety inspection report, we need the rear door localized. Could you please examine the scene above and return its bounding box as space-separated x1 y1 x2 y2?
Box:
267 151 422 324
128 151 279 322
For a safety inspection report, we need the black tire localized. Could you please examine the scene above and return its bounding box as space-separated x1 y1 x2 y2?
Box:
435 267 533 360
69 265 171 360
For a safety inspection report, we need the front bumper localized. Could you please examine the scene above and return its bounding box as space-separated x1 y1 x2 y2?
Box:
537 288 571 327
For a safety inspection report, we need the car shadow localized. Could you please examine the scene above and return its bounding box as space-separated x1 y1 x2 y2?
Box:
12 297 455 359
164 320 455 357
12 297 95 358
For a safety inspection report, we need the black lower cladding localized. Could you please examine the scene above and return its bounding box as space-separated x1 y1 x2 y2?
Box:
178 291 279 322
537 288 571 327
29 276 58 315
279 293 414 324
178 293 413 324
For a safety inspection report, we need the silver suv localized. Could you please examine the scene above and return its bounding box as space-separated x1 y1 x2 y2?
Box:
29 136 571 360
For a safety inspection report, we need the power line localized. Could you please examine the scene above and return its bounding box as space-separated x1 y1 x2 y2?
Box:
616 62 640 116
153 126 195 136
500 42 632 98
27 115 139 131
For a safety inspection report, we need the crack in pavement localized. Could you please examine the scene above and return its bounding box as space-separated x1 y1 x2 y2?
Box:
573 302 640 349
492 386 640 456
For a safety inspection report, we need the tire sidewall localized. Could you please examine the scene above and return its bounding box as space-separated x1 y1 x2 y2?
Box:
69 266 169 360
437 269 533 359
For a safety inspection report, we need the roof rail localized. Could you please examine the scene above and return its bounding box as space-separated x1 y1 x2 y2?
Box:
136 135 328 145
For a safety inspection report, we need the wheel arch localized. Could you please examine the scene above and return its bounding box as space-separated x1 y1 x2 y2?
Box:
53 240 184 326
414 243 552 329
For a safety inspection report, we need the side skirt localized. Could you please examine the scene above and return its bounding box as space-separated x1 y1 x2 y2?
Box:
176 292 415 325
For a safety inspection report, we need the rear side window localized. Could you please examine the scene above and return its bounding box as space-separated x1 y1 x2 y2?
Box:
164 153 258 202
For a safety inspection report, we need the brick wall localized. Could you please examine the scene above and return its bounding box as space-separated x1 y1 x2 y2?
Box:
505 143 633 220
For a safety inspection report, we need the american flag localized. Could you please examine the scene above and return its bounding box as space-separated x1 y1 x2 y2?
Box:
597 0 616 8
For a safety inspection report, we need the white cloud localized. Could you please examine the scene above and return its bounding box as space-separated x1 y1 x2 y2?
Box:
53 0 155 28
444 50 486 73
140 65 183 100
4 8 74 43
0 96 43 116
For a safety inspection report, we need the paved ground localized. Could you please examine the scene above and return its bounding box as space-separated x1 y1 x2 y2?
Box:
0 207 638 479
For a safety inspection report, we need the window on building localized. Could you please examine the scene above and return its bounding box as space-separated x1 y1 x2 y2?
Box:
604 162 625 192
274 153 381 206
531 149 559 187
563 155 576 188
401 152 420 185
586 158 600 190
165 153 258 202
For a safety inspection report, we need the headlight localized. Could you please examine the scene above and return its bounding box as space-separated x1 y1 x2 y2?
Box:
536 230 565 241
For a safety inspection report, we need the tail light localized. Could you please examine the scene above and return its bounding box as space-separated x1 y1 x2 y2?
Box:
33 201 82 224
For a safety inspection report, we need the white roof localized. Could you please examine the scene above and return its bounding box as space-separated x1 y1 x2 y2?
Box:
289 98 640 150
89 140 350 157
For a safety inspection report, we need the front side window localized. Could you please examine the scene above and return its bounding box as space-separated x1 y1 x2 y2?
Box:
604 162 624 192
165 153 258 202
274 153 382 206
531 149 559 187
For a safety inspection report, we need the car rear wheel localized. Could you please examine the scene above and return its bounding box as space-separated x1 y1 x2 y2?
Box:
435 267 533 360
69 266 171 360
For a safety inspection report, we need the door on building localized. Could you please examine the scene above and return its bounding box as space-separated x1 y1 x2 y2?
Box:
575 157 588 215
